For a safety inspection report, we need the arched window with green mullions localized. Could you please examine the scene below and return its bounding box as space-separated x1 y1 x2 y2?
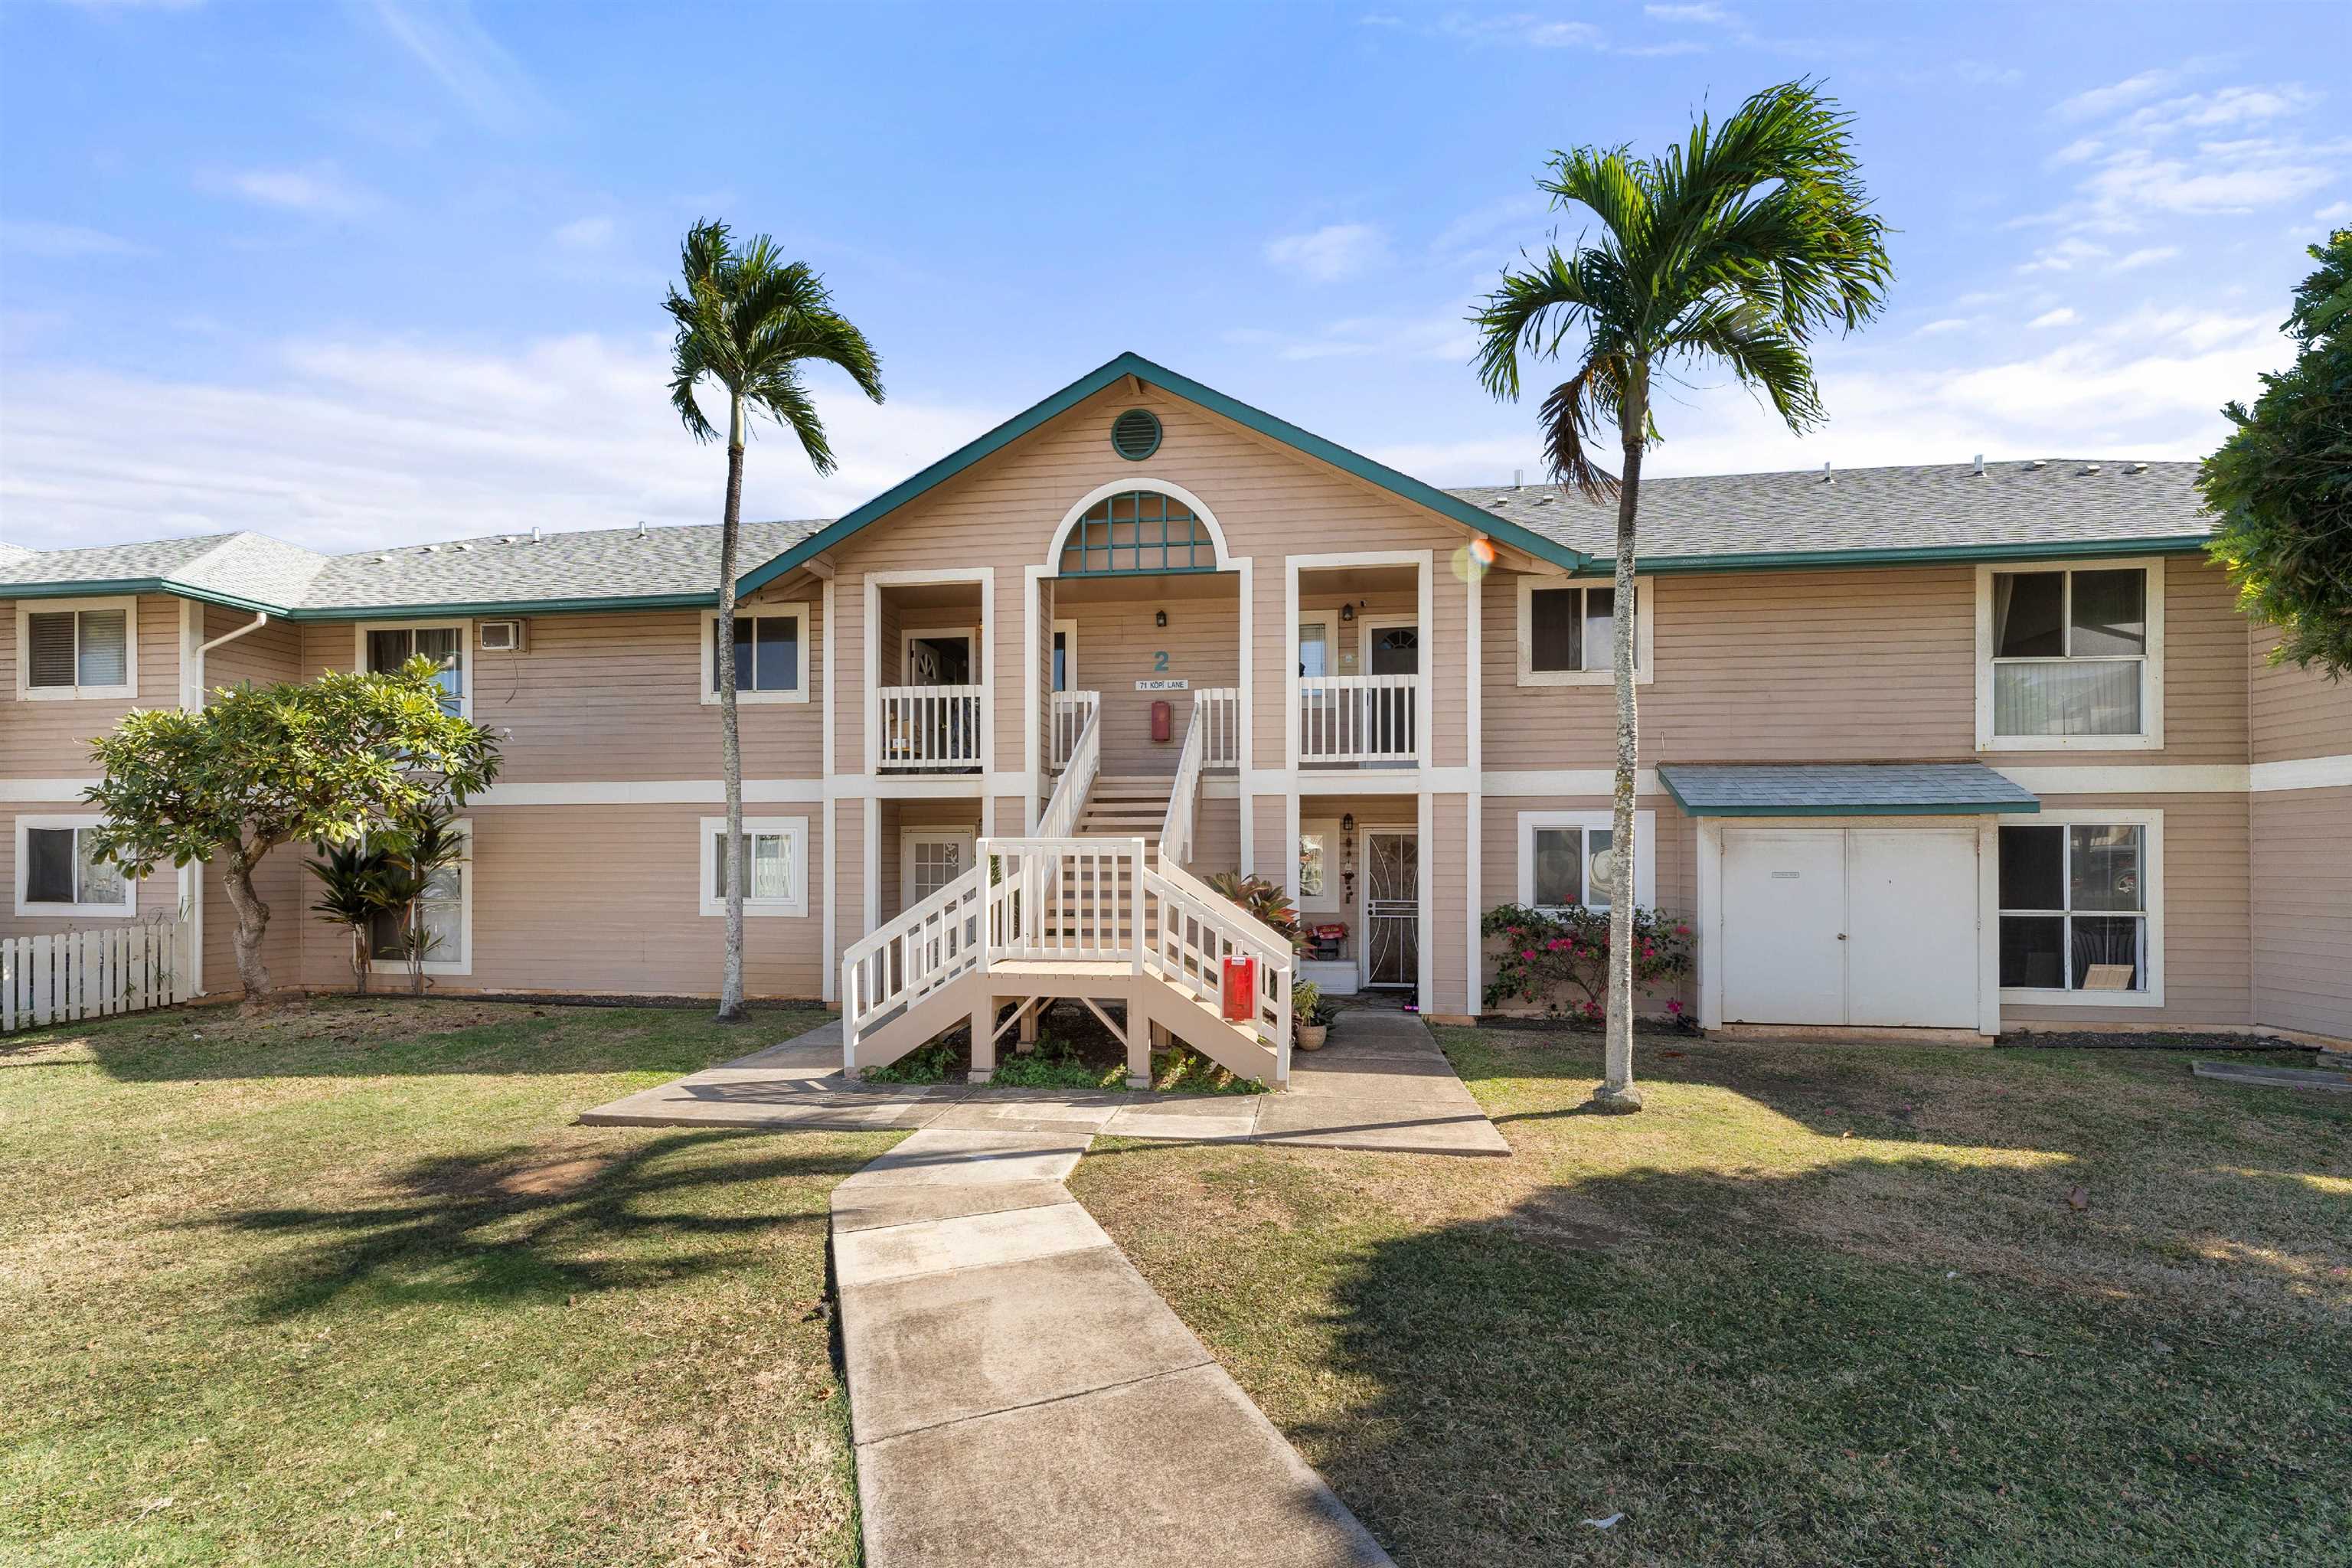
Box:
1056 490 1217 576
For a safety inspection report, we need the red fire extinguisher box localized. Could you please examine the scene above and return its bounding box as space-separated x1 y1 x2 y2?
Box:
1220 954 1257 1022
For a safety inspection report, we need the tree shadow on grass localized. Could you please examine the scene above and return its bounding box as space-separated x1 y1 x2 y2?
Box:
26 998 838 1084
198 1130 871 1321
1285 1162 2350 1568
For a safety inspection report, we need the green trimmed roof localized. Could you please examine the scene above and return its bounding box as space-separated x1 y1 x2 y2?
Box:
735 351 1596 594
1658 763 2041 817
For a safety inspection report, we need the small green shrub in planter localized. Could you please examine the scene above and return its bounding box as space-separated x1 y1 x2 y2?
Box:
1293 979 1328 1049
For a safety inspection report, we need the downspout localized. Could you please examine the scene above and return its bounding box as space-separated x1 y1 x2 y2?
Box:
181 609 271 995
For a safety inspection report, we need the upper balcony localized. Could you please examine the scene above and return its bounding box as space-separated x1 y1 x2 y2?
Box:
1295 560 1422 769
874 577 986 773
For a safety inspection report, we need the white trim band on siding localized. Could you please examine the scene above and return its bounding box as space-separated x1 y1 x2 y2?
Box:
2249 754 2352 792
0 781 104 802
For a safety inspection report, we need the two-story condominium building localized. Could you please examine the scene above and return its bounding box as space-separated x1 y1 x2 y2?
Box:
7 352 2350 1070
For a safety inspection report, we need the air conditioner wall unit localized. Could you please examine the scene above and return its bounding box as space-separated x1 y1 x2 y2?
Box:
479 619 526 652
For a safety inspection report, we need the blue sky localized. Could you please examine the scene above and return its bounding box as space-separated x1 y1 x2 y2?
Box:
3 1 2344 553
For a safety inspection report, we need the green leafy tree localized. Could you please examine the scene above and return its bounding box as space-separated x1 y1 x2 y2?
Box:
305 840 394 994
83 658 501 1004
665 220 884 1021
1473 80 1892 1111
2202 229 2352 676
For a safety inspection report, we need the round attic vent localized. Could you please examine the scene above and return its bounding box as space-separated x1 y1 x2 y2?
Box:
1110 407 1161 462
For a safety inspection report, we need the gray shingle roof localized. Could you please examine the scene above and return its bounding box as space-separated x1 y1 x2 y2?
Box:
1 519 829 616
1449 459 2210 566
3 456 2212 617
1658 763 2042 816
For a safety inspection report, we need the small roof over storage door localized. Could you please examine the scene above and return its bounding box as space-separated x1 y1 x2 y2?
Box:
1659 763 2041 816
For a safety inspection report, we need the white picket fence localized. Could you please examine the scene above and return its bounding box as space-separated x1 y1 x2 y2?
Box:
2 918 192 1033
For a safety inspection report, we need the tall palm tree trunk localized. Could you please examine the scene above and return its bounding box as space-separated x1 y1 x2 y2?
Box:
1598 377 1647 1112
715 394 749 1023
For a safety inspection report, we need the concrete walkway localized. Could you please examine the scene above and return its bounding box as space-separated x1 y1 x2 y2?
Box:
832 1124 1393 1567
582 1008 1504 1566
582 1007 1509 1157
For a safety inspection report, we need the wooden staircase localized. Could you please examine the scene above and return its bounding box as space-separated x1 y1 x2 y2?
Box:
1077 776 1174 857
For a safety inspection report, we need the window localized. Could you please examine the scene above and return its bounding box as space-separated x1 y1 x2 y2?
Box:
1517 577 1652 686
701 604 808 704
15 816 138 917
1298 831 1328 903
17 599 136 700
368 824 471 976
1517 811 1656 910
358 622 468 716
1057 490 1215 575
1978 560 2162 749
1298 617 1331 678
1998 812 2162 1004
1050 619 1078 692
700 816 808 916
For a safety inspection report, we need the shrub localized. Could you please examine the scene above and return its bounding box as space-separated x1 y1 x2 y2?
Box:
1204 872 1307 951
1481 902 1694 1023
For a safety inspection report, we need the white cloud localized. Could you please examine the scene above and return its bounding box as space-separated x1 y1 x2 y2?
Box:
0 332 1001 552
1644 2 1731 21
1265 223 1390 283
2019 238 2108 274
0 220 145 258
1913 318 1974 336
2112 246 2178 272
2119 83 2319 136
201 163 376 216
2317 201 2352 223
367 0 552 134
2079 144 2340 225
2054 63 2206 122
2028 308 2079 328
552 215 615 250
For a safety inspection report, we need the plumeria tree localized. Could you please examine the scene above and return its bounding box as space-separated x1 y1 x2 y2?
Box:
83 658 500 1005
1473 80 1891 1110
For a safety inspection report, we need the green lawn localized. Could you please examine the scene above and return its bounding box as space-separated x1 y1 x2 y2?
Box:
1 997 888 1568
1070 1030 2350 1567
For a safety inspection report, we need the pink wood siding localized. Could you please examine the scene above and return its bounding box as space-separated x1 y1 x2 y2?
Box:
296 589 825 784
2249 786 2352 1038
1060 592 1239 776
2 594 183 778
1481 557 2248 771
199 605 302 695
2248 626 2352 764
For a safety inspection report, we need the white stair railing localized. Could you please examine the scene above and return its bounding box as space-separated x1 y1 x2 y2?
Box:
1143 859 1293 1086
840 863 987 1070
1158 697 1207 871
1048 690 1098 772
984 837 1143 965
1193 687 1240 770
1037 694 1100 841
877 684 985 769
1298 674 1416 764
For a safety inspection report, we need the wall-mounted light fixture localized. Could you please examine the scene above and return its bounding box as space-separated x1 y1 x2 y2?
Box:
1155 609 1168 628
1338 603 1356 623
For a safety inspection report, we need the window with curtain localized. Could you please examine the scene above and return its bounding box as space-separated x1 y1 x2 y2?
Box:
714 612 802 694
1530 824 1615 910
20 822 132 913
1998 823 2148 991
364 625 466 714
1989 568 2146 738
1521 580 1640 681
701 817 808 916
24 606 132 695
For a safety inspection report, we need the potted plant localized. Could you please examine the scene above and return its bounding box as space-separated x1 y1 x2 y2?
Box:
1293 978 1328 1050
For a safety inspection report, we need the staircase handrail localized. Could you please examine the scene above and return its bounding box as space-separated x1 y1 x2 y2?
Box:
1144 858 1294 1084
1157 695 1207 871
840 859 988 1072
1036 694 1100 841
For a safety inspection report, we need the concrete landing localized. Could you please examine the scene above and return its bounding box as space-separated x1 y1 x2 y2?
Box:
581 1010 1510 1158
833 1122 1393 1568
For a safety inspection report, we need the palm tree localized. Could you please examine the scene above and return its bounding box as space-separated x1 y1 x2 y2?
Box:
665 221 883 1022
305 839 392 994
1473 80 1891 1112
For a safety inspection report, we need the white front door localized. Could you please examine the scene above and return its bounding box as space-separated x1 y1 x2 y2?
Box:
1847 828 1979 1027
901 830 975 910
1720 826 1981 1028
1721 830 1848 1024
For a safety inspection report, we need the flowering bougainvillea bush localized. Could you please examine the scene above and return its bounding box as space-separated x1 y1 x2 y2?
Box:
1481 903 1695 1024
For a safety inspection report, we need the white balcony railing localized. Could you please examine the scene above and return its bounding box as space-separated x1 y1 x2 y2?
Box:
1298 674 1417 765
877 684 984 770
